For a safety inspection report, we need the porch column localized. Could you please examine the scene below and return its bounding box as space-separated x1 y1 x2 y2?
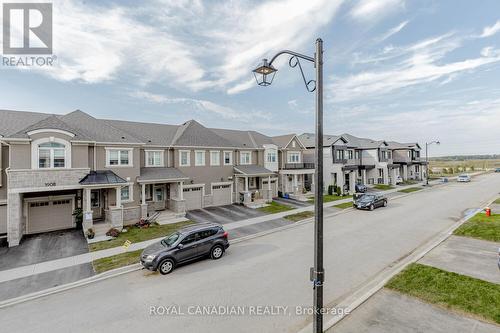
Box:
179 181 183 200
293 174 298 193
245 177 249 192
140 183 147 219
268 176 271 190
115 186 121 207
82 188 93 232
362 169 367 185
349 171 356 194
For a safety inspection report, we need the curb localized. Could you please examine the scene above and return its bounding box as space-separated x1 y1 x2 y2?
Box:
0 179 465 309
298 194 497 333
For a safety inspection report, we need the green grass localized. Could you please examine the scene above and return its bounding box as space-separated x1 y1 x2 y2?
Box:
334 201 354 209
386 263 500 324
453 212 500 242
257 201 294 214
284 211 314 222
398 187 423 193
373 184 394 191
308 194 352 203
92 249 142 274
88 221 193 252
401 180 418 185
494 198 500 204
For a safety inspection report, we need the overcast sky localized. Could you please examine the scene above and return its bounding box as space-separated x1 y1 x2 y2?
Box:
1 0 500 156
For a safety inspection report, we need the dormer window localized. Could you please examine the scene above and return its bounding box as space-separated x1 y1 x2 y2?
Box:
38 142 66 168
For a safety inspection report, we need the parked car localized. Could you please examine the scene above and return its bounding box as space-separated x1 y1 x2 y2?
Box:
353 193 387 211
395 176 403 184
457 174 471 182
140 223 229 275
355 183 367 193
495 168 500 173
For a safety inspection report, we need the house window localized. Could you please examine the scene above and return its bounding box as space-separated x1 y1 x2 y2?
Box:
106 149 131 167
210 151 220 166
179 150 190 166
388 151 392 159
355 151 360 159
91 190 100 208
415 165 420 172
407 151 411 158
145 150 163 167
121 185 131 201
240 151 251 165
249 177 256 188
348 150 353 159
336 150 344 160
223 151 233 165
195 151 205 166
292 141 296 148
267 151 277 163
378 169 383 177
288 152 300 163
381 151 387 159
38 142 66 168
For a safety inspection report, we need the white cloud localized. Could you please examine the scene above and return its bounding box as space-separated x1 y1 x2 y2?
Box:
479 20 500 38
375 20 409 43
330 33 500 102
350 0 405 21
130 90 271 122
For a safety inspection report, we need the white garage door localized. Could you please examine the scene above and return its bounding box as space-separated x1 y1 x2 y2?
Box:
212 184 232 206
184 186 203 211
27 198 74 234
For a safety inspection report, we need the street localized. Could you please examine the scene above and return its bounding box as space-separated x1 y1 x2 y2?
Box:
2 173 500 333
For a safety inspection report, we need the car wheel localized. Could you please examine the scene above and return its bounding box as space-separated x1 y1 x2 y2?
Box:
369 204 375 211
158 259 175 275
211 245 224 260
383 200 388 207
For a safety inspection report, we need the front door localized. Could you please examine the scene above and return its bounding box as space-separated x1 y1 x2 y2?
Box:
153 185 166 210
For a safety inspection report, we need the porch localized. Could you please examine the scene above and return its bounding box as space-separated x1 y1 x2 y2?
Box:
234 165 277 208
278 169 314 201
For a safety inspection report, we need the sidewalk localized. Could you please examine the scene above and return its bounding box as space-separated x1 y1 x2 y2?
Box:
0 179 450 285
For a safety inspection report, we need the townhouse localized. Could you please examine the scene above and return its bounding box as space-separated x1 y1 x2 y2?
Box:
0 109 311 247
299 133 425 194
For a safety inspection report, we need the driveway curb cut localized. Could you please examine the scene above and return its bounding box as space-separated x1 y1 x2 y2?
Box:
297 194 496 333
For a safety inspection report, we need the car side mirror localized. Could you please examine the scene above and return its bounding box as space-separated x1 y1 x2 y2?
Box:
178 244 184 250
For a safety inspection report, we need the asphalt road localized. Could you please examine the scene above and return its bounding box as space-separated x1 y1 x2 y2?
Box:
2 174 500 333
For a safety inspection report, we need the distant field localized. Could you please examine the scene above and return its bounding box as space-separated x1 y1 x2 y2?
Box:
429 158 500 174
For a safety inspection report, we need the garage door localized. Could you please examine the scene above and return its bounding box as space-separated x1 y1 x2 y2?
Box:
27 198 74 234
212 184 232 206
183 187 203 211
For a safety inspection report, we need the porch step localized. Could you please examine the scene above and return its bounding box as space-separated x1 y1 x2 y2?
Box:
154 210 188 225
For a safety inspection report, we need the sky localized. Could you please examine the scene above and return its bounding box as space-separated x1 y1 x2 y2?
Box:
1 0 500 156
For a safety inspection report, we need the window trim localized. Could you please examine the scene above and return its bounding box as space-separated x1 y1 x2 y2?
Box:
266 150 277 163
31 137 72 169
210 150 220 166
240 151 252 165
195 150 206 166
287 151 301 163
105 147 133 168
179 150 191 167
145 150 164 167
120 185 133 203
223 151 233 165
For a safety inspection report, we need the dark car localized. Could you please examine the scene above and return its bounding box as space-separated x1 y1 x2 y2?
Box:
495 168 500 173
140 223 229 275
353 193 387 210
355 184 367 193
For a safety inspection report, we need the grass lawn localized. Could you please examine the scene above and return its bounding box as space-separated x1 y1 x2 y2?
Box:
494 198 500 204
284 211 314 222
334 201 354 209
398 187 423 193
373 184 394 191
257 201 294 214
88 221 193 252
453 212 500 242
386 263 500 324
92 249 142 274
308 194 352 203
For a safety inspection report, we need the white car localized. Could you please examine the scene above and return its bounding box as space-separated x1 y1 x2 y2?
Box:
395 176 403 184
457 174 471 182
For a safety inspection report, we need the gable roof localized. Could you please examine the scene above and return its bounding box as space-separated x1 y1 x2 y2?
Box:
0 109 52 137
105 119 179 146
172 120 238 147
298 133 348 148
10 115 92 140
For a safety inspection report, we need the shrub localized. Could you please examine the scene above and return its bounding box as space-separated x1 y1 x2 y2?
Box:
106 228 120 238
335 186 342 196
328 185 334 195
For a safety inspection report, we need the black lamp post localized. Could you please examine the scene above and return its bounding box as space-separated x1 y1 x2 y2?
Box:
426 141 440 185
253 38 324 333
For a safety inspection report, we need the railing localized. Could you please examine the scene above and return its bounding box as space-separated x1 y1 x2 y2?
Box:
283 163 315 169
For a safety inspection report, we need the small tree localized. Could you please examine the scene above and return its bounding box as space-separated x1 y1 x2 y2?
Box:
328 185 334 196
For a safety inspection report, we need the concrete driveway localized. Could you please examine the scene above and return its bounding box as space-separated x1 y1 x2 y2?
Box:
0 229 94 301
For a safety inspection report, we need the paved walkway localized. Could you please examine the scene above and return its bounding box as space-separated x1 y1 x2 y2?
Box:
0 179 452 285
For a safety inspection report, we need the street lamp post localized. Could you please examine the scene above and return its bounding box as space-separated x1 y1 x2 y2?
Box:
425 141 440 185
253 38 324 333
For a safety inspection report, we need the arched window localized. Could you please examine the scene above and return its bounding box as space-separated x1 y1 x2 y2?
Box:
38 141 66 168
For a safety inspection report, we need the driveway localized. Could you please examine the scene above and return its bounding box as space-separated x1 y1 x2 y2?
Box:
0 229 94 302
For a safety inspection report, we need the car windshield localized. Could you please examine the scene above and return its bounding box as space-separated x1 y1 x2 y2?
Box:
359 194 375 202
161 232 180 247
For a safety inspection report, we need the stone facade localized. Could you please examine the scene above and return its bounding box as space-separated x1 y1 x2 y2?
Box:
7 192 22 246
6 168 90 191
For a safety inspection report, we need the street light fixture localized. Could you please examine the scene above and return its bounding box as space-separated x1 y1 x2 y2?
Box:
426 140 440 186
253 39 324 333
